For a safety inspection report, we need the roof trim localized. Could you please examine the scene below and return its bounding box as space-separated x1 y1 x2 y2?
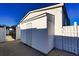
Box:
31 3 64 13
21 13 54 24
17 3 64 26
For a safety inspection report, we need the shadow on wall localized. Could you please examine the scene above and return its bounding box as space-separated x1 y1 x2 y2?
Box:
21 28 52 54
21 28 79 54
54 35 79 55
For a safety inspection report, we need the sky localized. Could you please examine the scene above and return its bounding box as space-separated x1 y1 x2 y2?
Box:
65 3 79 25
0 3 78 26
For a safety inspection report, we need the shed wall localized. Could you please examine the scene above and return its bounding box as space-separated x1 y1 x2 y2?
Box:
19 6 63 54
20 16 50 54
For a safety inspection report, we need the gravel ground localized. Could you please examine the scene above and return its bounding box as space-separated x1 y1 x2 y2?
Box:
0 36 76 56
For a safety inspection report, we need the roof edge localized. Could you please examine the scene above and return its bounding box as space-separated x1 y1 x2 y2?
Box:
31 3 64 13
17 3 64 26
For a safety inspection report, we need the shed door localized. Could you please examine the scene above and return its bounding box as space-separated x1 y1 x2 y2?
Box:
26 22 32 46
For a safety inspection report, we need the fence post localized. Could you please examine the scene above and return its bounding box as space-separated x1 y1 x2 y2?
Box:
74 22 78 54
4 26 6 41
74 22 77 37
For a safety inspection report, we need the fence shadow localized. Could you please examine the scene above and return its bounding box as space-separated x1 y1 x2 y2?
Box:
54 35 79 55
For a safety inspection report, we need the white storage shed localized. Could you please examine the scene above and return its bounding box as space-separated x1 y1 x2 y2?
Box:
16 3 70 54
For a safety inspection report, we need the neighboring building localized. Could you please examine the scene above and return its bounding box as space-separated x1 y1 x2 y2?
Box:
0 25 14 42
0 25 6 42
16 3 71 54
8 26 16 39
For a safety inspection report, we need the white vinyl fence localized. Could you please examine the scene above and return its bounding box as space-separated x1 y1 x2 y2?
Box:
0 27 6 42
63 22 78 37
55 22 79 54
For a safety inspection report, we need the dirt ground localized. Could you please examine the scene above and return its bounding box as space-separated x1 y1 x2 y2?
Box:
48 49 76 56
0 36 76 56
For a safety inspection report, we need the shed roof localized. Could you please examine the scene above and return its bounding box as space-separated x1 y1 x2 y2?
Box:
17 3 64 26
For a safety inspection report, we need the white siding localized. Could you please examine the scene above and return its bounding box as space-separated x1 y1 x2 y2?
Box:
20 14 55 54
22 7 63 36
31 16 49 54
19 4 63 54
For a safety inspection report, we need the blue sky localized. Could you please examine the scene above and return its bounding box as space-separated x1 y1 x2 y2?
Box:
0 3 78 26
65 3 79 25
